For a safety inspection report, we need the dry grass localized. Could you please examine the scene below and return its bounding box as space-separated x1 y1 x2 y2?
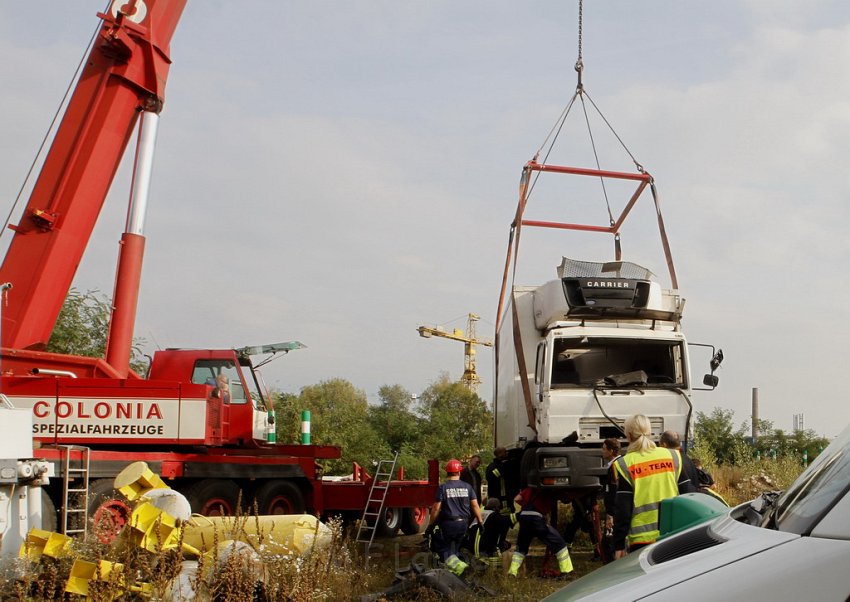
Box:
1 516 600 601
2 458 804 601
709 456 803 507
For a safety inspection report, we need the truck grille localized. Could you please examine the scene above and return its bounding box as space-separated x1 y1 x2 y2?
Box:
578 416 664 441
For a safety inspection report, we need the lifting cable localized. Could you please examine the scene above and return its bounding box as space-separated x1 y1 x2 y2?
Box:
0 18 101 243
498 0 680 334
527 0 645 223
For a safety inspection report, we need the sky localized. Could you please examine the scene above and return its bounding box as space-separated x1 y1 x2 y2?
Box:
1 1 849 438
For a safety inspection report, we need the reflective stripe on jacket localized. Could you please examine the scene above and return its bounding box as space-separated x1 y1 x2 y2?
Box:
491 467 506 497
614 447 680 545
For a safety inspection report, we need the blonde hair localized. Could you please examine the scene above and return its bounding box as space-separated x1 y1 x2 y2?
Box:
624 414 656 454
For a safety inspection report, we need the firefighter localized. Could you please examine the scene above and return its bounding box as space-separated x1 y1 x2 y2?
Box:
659 430 698 492
462 496 517 570
600 437 622 563
613 414 691 559
426 458 484 576
507 487 574 577
485 446 519 513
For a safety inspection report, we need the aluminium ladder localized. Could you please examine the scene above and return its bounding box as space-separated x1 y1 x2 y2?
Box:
60 445 91 539
354 451 399 562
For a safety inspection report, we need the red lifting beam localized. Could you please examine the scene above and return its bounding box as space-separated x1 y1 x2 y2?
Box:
521 160 652 236
496 160 677 334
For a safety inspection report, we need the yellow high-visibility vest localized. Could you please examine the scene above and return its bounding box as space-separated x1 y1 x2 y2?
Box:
614 447 680 545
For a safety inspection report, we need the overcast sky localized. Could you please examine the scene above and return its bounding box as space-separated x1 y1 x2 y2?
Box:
1 1 848 438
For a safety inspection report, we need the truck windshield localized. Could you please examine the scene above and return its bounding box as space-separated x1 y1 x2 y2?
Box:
191 360 247 404
551 336 685 387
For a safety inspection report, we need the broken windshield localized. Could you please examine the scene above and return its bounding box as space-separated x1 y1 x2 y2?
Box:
550 336 685 387
772 425 850 535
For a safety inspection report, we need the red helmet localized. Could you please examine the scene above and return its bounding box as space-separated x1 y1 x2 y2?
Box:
445 459 463 474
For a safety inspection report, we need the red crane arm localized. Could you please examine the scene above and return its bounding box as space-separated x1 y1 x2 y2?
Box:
0 0 186 351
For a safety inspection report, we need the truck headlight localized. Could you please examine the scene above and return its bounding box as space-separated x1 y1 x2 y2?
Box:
542 457 568 469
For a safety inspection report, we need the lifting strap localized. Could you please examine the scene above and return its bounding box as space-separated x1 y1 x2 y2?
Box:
650 179 678 290
495 167 538 435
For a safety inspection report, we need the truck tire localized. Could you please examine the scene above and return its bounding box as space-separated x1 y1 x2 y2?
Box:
181 479 243 516
41 491 58 533
373 507 401 538
88 479 132 544
519 444 541 488
400 505 429 535
252 480 305 515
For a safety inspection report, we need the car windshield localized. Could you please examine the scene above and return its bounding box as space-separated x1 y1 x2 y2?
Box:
773 424 850 534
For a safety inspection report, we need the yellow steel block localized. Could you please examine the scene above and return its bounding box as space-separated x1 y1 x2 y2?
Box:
183 514 332 557
65 559 124 596
19 529 73 560
126 501 183 552
114 461 168 501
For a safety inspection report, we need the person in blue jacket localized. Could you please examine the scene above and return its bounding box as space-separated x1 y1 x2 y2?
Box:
426 458 484 576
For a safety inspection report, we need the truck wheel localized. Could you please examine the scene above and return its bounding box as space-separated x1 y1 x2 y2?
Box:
520 445 540 488
400 506 429 535
88 479 132 544
252 480 305 515
373 507 401 538
41 491 58 533
181 479 242 516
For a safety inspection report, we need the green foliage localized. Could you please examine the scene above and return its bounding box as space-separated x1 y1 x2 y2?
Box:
753 428 830 463
693 408 740 465
417 373 492 462
47 288 111 357
368 384 429 477
693 406 829 470
687 437 717 468
46 288 147 373
368 384 421 453
271 374 493 480
281 379 390 474
271 391 301 444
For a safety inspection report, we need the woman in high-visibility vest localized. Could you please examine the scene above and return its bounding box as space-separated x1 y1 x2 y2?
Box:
613 414 691 559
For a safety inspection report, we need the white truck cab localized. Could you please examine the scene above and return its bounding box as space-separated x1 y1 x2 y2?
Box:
495 258 721 489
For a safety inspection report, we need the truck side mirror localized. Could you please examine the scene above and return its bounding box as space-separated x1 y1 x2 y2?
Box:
710 349 724 372
703 374 719 388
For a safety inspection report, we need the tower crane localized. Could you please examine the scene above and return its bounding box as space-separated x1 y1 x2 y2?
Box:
417 313 493 393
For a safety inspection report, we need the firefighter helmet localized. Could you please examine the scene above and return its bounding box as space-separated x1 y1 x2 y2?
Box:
445 459 463 474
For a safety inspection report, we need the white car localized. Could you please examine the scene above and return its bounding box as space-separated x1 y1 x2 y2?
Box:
544 424 850 601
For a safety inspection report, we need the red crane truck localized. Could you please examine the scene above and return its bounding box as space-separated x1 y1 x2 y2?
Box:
0 0 435 538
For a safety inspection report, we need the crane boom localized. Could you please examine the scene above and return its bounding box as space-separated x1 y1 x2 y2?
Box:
0 0 186 357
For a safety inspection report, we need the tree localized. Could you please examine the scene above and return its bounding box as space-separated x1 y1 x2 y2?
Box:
46 288 147 373
293 378 390 474
693 408 744 465
271 391 301 444
753 427 830 463
367 384 428 478
368 384 421 453
693 408 830 467
417 373 492 463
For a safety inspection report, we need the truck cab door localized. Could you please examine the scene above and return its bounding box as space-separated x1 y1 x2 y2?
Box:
535 342 546 402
